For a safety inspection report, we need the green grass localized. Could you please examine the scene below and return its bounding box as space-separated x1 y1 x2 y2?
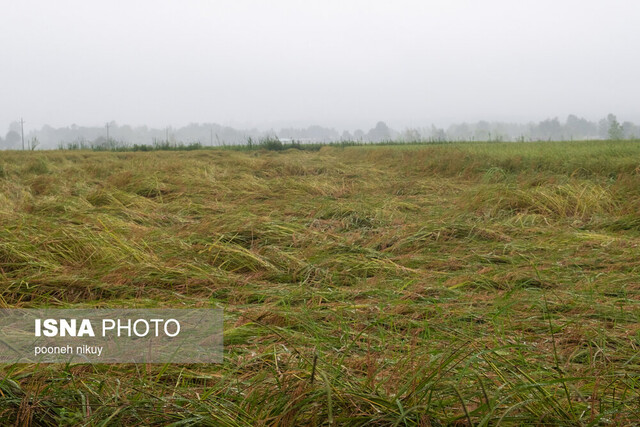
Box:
1 140 640 425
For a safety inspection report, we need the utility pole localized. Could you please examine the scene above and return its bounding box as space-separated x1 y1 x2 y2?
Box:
166 127 169 144
106 122 110 143
210 127 213 146
20 118 25 150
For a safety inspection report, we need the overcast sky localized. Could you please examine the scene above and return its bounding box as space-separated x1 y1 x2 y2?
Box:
2 0 639 133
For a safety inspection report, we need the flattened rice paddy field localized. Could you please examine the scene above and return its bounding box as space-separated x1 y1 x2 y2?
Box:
1 141 639 425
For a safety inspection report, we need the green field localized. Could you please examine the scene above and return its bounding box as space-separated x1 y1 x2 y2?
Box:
1 141 639 425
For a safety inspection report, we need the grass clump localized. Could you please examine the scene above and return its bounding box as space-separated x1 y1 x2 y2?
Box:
23 157 50 174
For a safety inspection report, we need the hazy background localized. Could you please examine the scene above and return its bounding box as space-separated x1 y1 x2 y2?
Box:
2 0 639 135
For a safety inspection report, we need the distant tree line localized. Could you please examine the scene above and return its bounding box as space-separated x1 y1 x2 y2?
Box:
404 114 634 143
0 114 637 150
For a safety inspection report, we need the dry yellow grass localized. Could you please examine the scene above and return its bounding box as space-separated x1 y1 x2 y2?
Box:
0 141 639 425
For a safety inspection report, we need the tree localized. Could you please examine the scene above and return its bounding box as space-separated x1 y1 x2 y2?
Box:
341 130 353 141
474 121 491 141
29 137 40 151
366 121 391 142
401 128 421 142
534 117 562 140
566 114 596 139
429 125 447 142
607 114 624 140
622 121 637 139
4 130 20 149
447 122 471 141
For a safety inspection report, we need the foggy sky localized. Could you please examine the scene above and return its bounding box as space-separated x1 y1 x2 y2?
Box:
2 0 639 134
